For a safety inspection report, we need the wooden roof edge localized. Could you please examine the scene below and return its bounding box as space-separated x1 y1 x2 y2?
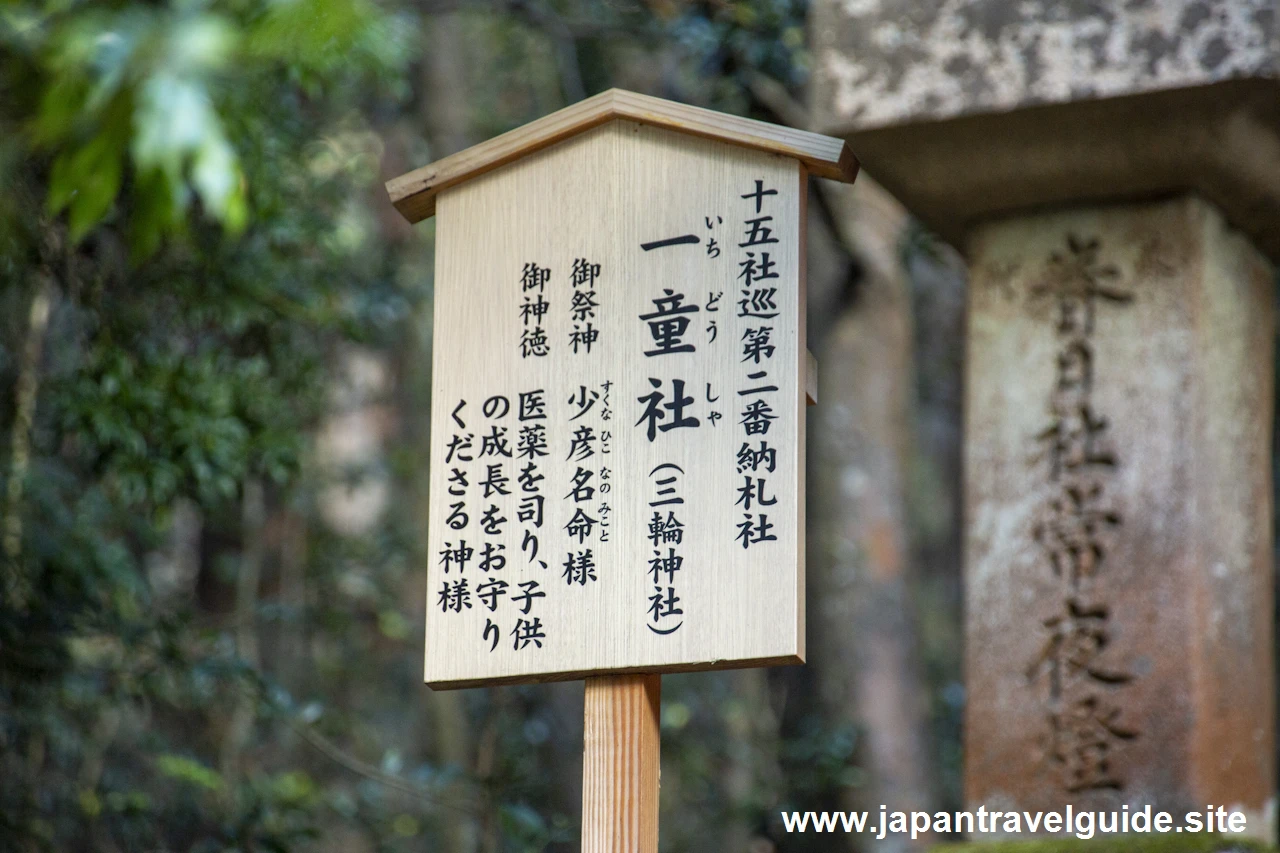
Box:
385 88 859 224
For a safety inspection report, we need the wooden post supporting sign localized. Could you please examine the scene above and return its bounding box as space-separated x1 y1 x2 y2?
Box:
386 89 857 850
582 674 661 852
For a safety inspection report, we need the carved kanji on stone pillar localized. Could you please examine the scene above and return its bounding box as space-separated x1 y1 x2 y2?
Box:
810 0 1280 839
966 199 1273 828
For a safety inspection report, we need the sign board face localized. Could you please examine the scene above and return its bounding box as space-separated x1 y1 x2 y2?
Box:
425 120 805 688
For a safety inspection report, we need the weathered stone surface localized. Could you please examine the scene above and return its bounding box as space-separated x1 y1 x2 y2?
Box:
811 0 1279 132
807 1 1280 258
963 196 1274 839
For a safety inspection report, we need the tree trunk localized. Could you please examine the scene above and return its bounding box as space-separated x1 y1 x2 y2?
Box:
4 274 54 610
416 13 481 851
222 478 265 783
808 178 938 852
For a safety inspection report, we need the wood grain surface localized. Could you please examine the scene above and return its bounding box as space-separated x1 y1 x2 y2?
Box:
387 88 857 223
581 674 660 853
424 120 806 688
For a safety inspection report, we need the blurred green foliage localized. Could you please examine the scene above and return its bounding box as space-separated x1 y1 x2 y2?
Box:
0 0 957 851
2 0 421 847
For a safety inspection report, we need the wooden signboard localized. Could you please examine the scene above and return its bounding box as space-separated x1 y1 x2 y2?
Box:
387 89 857 848
389 91 855 688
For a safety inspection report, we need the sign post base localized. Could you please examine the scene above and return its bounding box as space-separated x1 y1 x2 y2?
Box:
582 674 661 853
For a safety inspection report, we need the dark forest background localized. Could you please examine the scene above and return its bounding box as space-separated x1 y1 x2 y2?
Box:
0 1 972 850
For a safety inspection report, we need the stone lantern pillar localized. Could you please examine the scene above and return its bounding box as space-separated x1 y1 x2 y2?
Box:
810 1 1278 839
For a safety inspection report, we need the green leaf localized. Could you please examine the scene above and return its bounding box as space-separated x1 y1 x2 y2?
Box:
127 167 180 261
165 14 235 74
155 754 224 792
247 0 379 70
32 75 91 146
192 131 246 230
47 131 124 242
272 771 318 806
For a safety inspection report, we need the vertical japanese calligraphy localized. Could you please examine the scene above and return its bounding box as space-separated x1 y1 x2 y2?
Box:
646 463 686 634
734 179 781 551
520 263 551 358
570 258 601 354
564 382 605 583
1025 233 1136 792
438 392 549 653
631 203 743 634
425 120 805 686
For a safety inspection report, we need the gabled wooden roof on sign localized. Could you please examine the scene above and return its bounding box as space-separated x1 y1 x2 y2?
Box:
385 88 859 223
